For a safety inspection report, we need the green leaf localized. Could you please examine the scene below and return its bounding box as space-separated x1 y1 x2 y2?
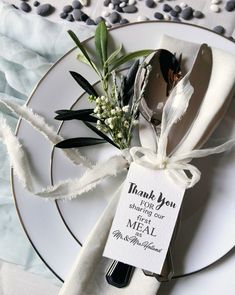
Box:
95 21 108 66
55 109 97 123
68 30 93 65
70 71 98 97
125 59 140 89
55 109 71 115
109 49 154 72
77 52 91 65
55 137 106 149
83 121 119 149
77 53 100 75
68 30 100 75
106 44 122 65
123 59 140 105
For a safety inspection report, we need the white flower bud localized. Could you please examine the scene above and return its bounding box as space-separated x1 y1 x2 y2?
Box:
124 121 129 128
122 105 129 113
117 132 122 138
107 118 112 124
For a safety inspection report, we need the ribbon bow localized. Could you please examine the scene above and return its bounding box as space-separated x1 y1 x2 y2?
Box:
127 147 200 188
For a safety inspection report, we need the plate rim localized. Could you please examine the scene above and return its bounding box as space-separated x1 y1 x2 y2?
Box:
11 20 235 283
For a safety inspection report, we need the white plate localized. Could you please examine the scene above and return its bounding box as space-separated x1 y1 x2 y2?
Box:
13 22 235 283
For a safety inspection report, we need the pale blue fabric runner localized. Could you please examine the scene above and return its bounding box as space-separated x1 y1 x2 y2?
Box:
0 0 93 282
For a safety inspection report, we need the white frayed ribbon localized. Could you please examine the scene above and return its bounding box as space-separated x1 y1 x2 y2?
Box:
0 73 235 200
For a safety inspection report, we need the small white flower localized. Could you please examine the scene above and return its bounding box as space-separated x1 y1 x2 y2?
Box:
97 120 101 125
109 124 114 129
96 97 100 103
101 96 105 101
116 106 121 112
124 121 129 128
102 111 108 117
94 107 99 113
117 132 122 138
122 106 129 113
107 118 112 124
111 109 116 115
102 105 106 110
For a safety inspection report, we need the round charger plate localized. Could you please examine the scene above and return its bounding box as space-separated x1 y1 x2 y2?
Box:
12 22 235 284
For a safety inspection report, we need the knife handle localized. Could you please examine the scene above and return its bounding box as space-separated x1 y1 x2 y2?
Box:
106 260 134 288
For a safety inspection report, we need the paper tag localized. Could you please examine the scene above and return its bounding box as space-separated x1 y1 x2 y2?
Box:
103 162 185 274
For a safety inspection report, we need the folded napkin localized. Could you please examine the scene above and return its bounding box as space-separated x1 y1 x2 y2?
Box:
59 36 235 295
158 35 235 155
59 186 161 295
0 0 93 281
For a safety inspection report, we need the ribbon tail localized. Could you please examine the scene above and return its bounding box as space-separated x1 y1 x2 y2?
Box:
0 98 90 168
0 116 128 200
174 139 235 162
36 155 128 200
158 73 194 159
0 116 34 191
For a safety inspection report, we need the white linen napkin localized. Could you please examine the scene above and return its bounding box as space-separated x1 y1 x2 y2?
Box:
158 35 235 155
59 36 235 295
59 186 161 295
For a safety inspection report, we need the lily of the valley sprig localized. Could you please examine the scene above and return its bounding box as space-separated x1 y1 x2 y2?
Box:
55 21 154 150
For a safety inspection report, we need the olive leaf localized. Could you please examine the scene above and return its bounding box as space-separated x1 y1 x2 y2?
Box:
95 21 108 66
83 121 119 149
77 52 92 65
77 53 100 77
55 109 72 115
55 137 106 148
109 49 154 72
125 59 140 89
105 44 122 65
70 71 98 97
55 109 97 123
68 30 100 76
122 60 140 105
68 30 93 67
